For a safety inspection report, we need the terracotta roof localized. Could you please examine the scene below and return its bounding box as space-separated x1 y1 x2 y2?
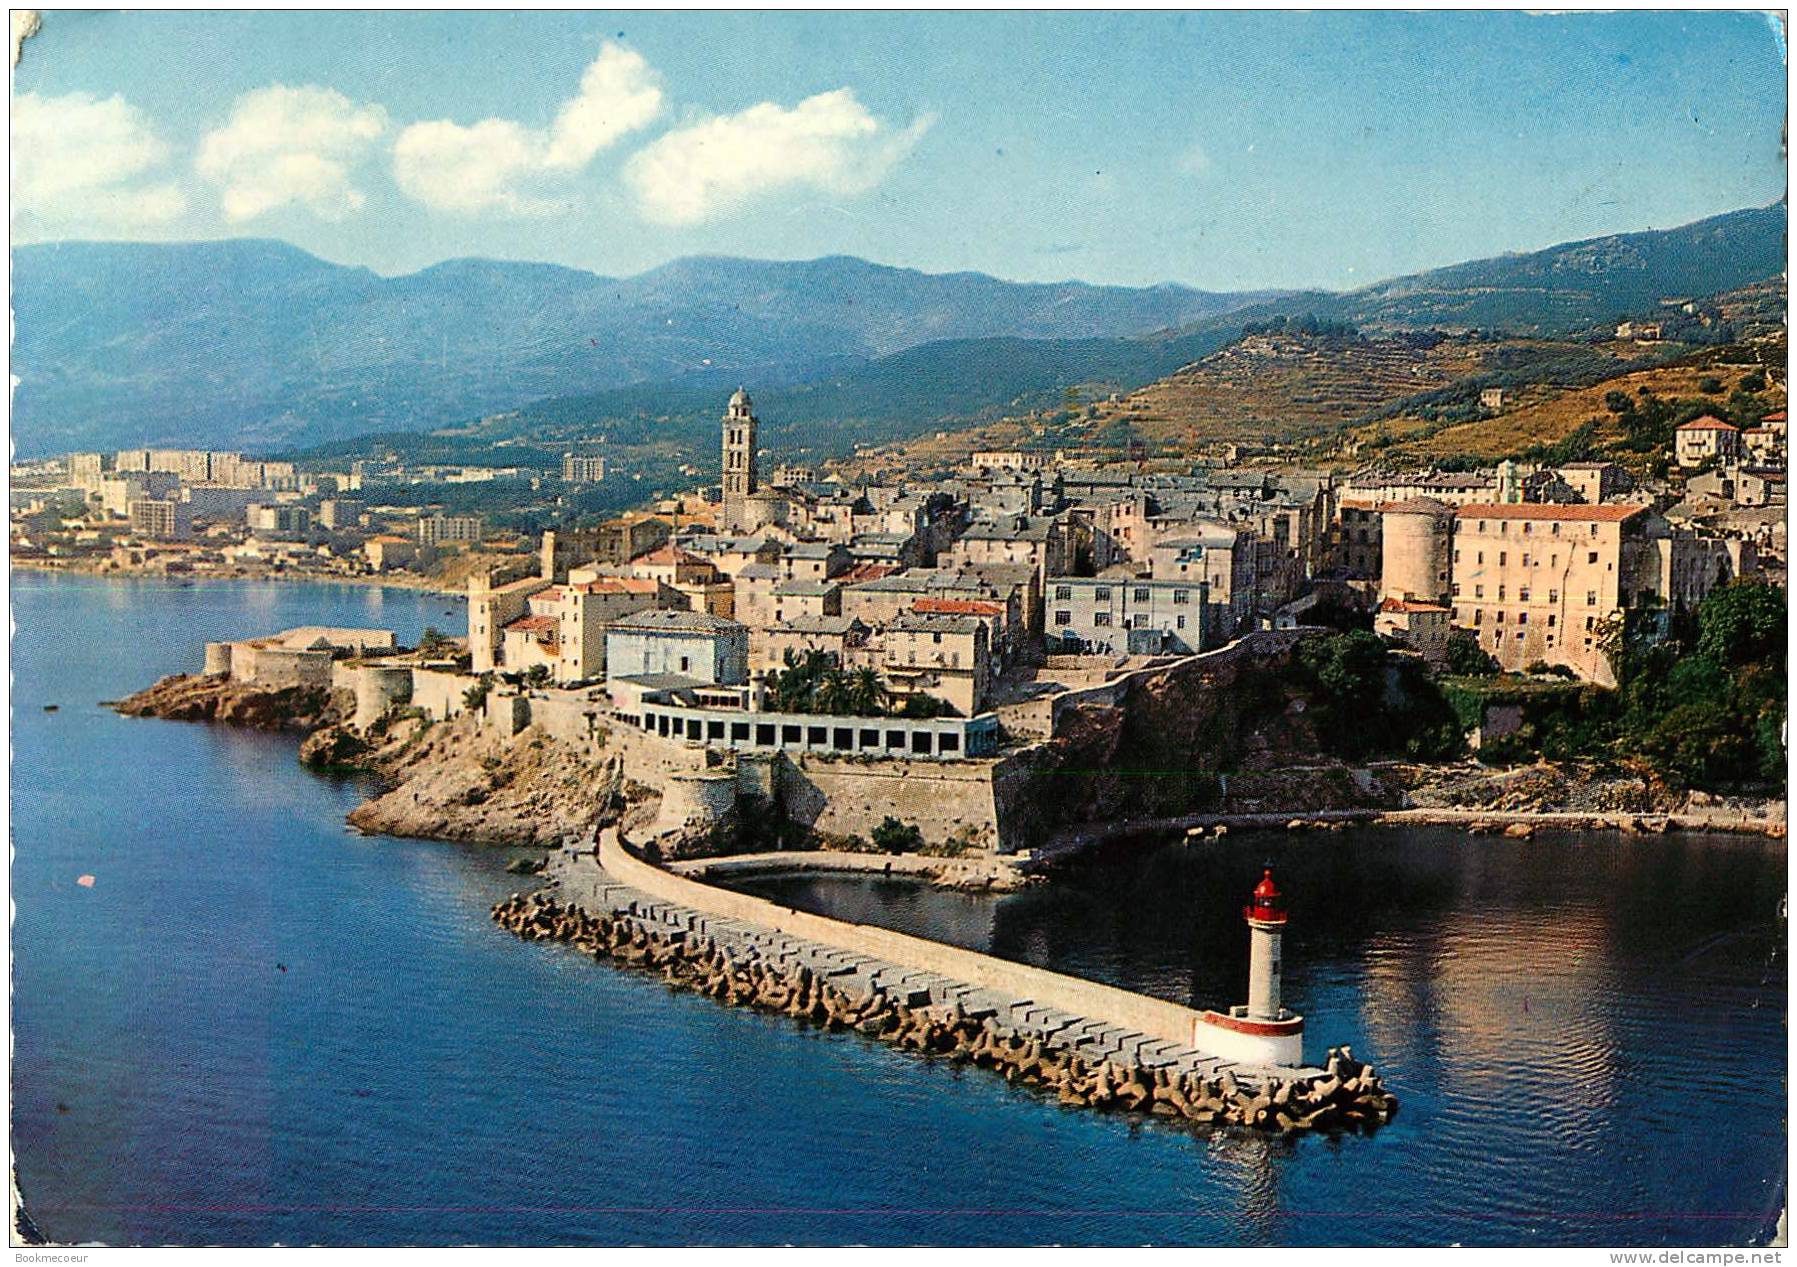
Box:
840 561 901 583
1454 503 1647 523
635 545 709 567
1378 597 1451 614
1676 415 1740 433
1762 410 1786 423
504 614 556 633
913 597 1005 617
575 577 660 594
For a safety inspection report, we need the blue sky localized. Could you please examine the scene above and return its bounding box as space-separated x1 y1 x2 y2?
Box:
12 9 1788 290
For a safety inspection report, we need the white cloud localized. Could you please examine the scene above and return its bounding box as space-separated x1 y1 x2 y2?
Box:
625 88 933 225
12 90 187 227
196 85 387 222
393 41 662 215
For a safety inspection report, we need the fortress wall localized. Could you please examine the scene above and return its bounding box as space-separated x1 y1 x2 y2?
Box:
778 754 1005 850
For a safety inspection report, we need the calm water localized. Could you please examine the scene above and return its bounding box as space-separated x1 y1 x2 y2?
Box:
10 573 1788 1247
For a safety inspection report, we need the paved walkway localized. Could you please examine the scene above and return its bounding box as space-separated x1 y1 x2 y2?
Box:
543 845 1312 1085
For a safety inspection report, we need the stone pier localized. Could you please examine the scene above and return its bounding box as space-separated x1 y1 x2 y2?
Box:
490 836 1399 1135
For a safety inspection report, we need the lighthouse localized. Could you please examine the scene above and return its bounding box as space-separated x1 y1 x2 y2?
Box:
1194 866 1306 1067
1243 867 1287 1020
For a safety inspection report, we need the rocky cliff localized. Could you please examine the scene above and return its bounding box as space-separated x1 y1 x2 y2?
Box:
111 674 348 732
340 712 621 848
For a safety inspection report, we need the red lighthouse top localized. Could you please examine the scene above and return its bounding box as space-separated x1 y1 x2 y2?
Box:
1244 868 1287 925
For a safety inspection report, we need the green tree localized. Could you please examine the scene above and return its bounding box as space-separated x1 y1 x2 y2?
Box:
1698 376 1725 395
522 664 551 688
462 674 493 710
870 816 924 854
848 667 887 717
1697 582 1786 669
1445 629 1500 676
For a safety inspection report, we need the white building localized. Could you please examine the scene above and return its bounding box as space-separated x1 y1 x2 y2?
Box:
604 610 750 686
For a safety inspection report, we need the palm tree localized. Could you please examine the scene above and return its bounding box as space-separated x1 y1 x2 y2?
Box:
816 670 852 716
848 667 887 717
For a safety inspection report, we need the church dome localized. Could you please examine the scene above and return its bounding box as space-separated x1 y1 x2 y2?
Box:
729 387 752 409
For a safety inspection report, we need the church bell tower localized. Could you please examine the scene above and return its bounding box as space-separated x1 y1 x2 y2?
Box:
721 387 759 531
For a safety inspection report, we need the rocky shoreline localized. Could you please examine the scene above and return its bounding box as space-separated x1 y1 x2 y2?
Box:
491 887 1399 1136
110 673 348 733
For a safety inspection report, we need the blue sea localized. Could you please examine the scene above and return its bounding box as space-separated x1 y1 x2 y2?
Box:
10 573 1787 1246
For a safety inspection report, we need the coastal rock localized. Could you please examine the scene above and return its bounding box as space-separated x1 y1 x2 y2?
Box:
112 673 348 733
345 713 622 848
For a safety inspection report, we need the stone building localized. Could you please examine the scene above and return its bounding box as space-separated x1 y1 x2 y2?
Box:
721 388 760 532
1448 503 1659 685
1374 597 1452 667
604 610 750 686
870 612 991 717
1046 576 1212 655
1674 416 1743 468
1377 497 1455 604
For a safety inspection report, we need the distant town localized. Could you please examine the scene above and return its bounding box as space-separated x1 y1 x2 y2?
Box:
15 372 1784 691
22 359 1783 859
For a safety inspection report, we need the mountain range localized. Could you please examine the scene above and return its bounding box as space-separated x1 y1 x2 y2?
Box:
10 201 1784 458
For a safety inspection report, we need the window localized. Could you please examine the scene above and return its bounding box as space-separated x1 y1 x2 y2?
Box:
1134 587 1150 602
1053 610 1071 626
1499 552 1507 566
1094 587 1111 602
1497 585 1506 600
1451 583 1461 597
1519 588 1529 602
1547 615 1556 628
1173 589 1190 605
1552 523 1561 536
1477 550 1484 565
1521 554 1530 567
1548 589 1558 603
1474 585 1484 599
1454 549 1461 564
1473 610 1483 626
1176 615 1186 629
1586 592 1597 607
1132 614 1149 628
1054 585 1071 601
1590 524 1599 537
1518 612 1528 625
1523 523 1533 536
1588 551 1599 564
1496 610 1505 623
1094 612 1112 627
679 655 691 673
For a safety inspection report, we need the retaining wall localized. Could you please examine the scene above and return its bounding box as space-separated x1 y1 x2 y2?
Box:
779 752 1006 850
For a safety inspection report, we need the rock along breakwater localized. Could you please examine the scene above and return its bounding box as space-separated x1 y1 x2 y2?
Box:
490 850 1398 1136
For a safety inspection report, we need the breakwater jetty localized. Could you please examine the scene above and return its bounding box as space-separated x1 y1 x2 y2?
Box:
491 831 1398 1136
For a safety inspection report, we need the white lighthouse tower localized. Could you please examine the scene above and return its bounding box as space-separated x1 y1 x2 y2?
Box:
1243 867 1287 1020
1193 866 1306 1067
